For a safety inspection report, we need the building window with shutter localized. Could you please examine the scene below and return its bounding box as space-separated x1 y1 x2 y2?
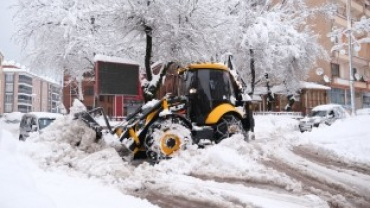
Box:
331 63 340 77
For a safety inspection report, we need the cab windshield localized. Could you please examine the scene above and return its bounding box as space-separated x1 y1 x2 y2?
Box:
179 69 234 102
38 118 56 130
179 68 235 123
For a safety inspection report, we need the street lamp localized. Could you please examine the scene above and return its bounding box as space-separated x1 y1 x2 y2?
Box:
346 0 356 115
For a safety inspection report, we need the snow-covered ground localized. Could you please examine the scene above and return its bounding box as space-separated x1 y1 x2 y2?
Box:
1 108 370 208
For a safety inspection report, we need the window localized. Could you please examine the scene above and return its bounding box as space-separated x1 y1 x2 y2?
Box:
5 104 12 113
85 87 94 95
18 75 32 85
329 88 345 105
5 74 14 82
5 94 13 103
331 63 340 77
5 83 13 92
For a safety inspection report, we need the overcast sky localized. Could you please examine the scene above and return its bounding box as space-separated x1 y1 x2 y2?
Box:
0 0 23 63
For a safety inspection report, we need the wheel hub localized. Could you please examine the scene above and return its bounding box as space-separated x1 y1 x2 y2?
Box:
160 133 181 156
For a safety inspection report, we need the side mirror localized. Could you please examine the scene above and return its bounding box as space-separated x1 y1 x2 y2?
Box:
31 125 38 131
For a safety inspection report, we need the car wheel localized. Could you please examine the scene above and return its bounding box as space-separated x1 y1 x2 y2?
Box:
19 135 25 141
314 123 319 127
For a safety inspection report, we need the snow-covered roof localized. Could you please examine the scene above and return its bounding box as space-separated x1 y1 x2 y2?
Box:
254 81 330 95
26 112 63 119
2 61 60 86
312 104 343 111
94 54 139 66
300 81 331 90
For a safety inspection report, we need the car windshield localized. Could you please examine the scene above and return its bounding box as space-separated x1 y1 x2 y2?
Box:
38 118 56 130
308 110 327 117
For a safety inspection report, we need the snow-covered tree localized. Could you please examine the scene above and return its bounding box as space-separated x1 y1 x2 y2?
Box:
223 0 334 110
14 0 230 101
103 0 231 101
14 0 334 105
13 0 113 100
329 16 370 57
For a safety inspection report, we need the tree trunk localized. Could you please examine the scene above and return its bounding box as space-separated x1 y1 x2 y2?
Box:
285 94 295 111
143 25 153 102
145 26 153 82
250 49 255 95
265 73 274 111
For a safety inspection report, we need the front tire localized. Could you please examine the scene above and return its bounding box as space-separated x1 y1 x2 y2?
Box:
214 114 248 143
145 115 192 163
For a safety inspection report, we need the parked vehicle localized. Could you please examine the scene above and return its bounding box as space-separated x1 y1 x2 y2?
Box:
19 112 63 141
299 104 347 132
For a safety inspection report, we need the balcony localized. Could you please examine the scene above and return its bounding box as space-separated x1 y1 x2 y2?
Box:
332 52 369 67
18 88 33 94
338 0 368 18
332 77 369 89
18 75 33 86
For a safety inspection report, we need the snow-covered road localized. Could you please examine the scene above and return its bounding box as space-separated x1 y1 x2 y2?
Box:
1 113 370 208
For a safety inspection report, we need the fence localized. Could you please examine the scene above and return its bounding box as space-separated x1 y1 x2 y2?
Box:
253 111 303 119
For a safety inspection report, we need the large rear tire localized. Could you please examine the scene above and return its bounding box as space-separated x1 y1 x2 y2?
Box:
145 115 192 163
213 114 248 143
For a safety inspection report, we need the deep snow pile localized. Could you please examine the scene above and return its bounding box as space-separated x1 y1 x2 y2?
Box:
0 129 159 208
1 104 370 208
20 100 133 182
0 112 23 138
299 115 370 164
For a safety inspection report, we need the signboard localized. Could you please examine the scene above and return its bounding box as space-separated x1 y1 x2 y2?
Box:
96 62 139 95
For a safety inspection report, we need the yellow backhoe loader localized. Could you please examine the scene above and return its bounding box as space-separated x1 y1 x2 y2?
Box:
75 62 254 162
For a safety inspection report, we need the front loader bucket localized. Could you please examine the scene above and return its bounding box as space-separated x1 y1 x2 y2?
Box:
74 107 113 139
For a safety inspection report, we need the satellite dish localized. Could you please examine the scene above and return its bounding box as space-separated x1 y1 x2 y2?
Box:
354 73 361 81
316 68 324 76
363 75 369 82
323 75 331 83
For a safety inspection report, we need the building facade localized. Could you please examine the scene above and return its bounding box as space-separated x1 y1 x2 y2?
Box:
307 0 370 112
0 63 61 114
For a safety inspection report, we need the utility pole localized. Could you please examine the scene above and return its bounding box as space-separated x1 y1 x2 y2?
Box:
347 0 356 115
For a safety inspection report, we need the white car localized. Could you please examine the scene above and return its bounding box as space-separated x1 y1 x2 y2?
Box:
299 104 347 132
19 112 63 140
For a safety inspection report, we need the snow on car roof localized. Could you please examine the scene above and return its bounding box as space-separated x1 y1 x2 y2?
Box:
26 112 63 119
312 104 342 111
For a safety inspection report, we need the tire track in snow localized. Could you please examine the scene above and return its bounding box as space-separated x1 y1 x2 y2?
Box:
132 191 240 208
264 149 370 208
190 173 293 194
293 145 370 175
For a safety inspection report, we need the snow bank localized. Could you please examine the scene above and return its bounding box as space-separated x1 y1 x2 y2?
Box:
254 115 300 140
20 99 133 182
300 115 370 164
0 129 159 208
2 112 24 122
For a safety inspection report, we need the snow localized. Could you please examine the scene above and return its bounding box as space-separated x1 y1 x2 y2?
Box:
300 116 370 164
254 81 330 95
1 100 370 207
27 112 64 119
2 112 24 122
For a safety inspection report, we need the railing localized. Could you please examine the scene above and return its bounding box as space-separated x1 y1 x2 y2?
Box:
253 111 303 118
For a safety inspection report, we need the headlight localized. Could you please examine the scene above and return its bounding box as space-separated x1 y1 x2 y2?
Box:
189 88 197 94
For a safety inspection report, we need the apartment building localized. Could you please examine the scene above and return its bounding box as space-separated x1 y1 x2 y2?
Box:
0 61 62 114
307 0 370 111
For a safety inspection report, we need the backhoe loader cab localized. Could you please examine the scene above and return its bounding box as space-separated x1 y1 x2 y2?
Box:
177 63 254 143
178 63 237 125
